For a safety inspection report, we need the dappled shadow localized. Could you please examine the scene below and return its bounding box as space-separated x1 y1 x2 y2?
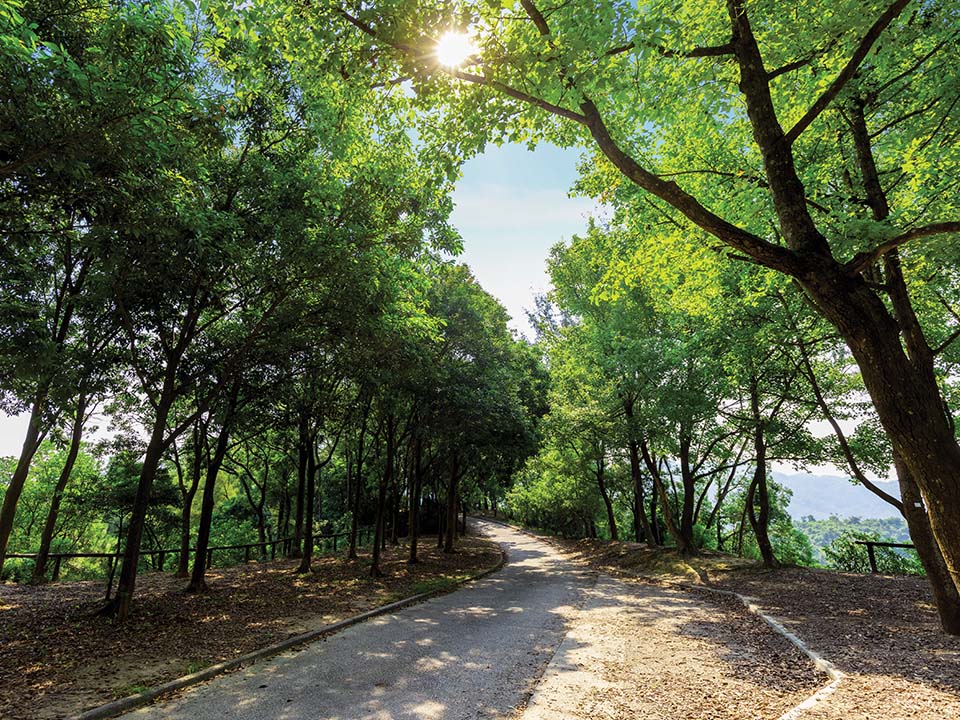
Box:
708 567 960 696
123 519 591 719
520 573 820 720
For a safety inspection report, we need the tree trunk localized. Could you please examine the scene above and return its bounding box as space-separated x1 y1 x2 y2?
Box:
177 423 204 578
678 433 696 549
408 435 423 564
291 414 308 559
594 455 618 541
370 415 394 577
100 407 169 619
641 441 691 553
747 378 779 568
33 393 87 582
444 453 460 553
297 438 317 574
348 403 371 560
629 441 655 546
0 395 48 571
187 383 240 593
894 454 960 633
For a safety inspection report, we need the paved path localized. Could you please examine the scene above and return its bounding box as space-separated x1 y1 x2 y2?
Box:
125 519 591 720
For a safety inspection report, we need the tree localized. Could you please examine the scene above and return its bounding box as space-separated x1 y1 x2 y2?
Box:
327 0 960 633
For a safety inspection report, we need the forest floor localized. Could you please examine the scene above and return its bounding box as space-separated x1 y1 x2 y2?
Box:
0 535 501 720
543 532 960 720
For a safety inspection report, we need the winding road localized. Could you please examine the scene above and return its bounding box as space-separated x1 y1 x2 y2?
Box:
125 520 592 719
123 519 816 720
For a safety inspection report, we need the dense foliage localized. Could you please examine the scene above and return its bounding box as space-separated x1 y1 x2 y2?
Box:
0 0 546 618
3 0 960 638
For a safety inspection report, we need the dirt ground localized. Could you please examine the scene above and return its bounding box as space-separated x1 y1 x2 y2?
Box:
0 535 501 720
519 574 821 720
552 534 960 720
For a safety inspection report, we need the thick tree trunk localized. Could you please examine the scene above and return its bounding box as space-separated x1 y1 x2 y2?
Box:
32 393 87 582
894 454 960 634
407 435 423 564
0 396 48 572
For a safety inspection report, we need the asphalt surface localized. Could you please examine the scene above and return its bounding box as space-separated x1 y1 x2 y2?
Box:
124 519 591 720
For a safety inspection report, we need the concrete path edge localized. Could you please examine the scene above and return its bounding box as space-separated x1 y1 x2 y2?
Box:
68 546 508 720
480 517 843 720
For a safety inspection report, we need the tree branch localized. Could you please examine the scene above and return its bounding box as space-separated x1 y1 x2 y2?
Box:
783 0 912 146
845 221 960 274
451 70 588 124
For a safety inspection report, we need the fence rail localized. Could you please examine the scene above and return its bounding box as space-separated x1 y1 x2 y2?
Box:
853 540 916 573
7 527 373 581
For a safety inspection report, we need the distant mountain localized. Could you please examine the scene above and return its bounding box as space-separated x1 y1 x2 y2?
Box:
772 471 902 520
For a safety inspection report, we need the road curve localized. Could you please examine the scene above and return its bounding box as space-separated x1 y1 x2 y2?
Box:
124 519 591 720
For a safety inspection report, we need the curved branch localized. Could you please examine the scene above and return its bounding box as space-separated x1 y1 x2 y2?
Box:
845 221 960 274
784 0 911 146
451 70 588 124
579 98 805 274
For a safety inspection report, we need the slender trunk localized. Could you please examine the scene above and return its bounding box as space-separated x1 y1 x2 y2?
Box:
177 426 203 577
444 454 460 553
370 415 394 577
595 455 618 541
408 435 423 564
187 384 240 593
629 441 655 546
33 393 87 582
0 395 47 571
292 415 308 558
348 405 370 560
649 486 661 545
185 436 228 591
641 441 691 553
100 408 169 619
297 439 317 573
389 448 400 546
748 378 779 568
678 433 696 549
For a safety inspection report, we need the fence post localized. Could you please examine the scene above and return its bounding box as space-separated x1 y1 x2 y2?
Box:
866 543 879 573
52 556 62 582
207 548 213 568
158 551 165 572
244 546 250 563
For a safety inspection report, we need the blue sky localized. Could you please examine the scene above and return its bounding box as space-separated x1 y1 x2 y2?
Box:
451 142 597 337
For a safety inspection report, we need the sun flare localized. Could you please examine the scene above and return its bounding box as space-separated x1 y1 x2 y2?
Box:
435 31 478 68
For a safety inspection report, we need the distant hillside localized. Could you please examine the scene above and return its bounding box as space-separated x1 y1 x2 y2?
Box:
773 471 901 520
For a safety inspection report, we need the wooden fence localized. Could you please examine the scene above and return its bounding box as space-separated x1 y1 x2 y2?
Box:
853 539 916 573
7 527 373 582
